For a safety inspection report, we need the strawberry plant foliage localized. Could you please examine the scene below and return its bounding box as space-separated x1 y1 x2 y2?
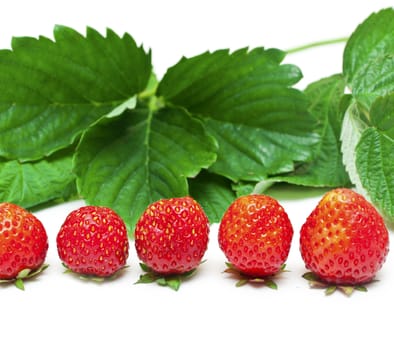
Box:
158 47 319 181
0 25 151 161
1 8 394 231
188 171 236 223
268 7 394 224
0 25 151 211
75 107 217 231
0 149 76 208
343 8 394 109
0 25 319 230
265 74 352 188
341 8 394 222
354 94 394 219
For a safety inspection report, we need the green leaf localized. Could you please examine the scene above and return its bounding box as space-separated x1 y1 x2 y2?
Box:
135 265 195 291
135 273 157 284
16 269 31 279
188 170 236 223
264 279 278 290
343 8 394 108
340 101 368 193
25 264 49 279
0 148 76 208
0 25 151 160
325 285 337 296
158 47 320 181
338 286 357 296
302 272 317 282
165 277 182 291
342 94 394 222
139 263 151 273
235 279 248 287
370 93 394 138
232 181 258 197
223 262 284 288
267 74 351 187
339 8 394 222
355 285 368 293
14 279 25 291
0 264 49 290
302 271 370 296
75 107 217 233
356 128 394 219
181 268 198 279
105 96 137 118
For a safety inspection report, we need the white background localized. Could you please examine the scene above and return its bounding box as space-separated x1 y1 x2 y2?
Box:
1 1 393 349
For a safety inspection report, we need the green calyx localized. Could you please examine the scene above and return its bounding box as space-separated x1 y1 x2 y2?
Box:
223 262 288 289
302 272 370 296
0 264 49 291
134 263 198 291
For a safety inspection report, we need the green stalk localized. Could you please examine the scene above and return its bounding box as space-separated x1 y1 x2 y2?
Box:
286 37 349 54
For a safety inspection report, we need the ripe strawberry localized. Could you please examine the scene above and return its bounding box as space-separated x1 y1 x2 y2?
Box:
300 188 389 293
134 196 209 290
56 206 129 279
218 194 294 286
0 203 48 290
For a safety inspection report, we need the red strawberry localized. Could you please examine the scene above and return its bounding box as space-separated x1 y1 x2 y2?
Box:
218 194 294 287
0 203 48 290
134 196 209 290
300 188 389 294
56 206 129 279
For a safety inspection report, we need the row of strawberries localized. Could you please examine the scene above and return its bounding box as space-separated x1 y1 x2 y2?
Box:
0 188 389 294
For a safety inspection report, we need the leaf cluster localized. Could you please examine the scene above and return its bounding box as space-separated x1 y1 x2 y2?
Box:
340 8 394 221
1 8 393 234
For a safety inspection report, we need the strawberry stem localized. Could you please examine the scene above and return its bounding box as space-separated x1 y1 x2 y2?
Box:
286 37 348 54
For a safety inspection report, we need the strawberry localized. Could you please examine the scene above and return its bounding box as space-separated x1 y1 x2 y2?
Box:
0 203 48 290
134 196 210 290
300 188 389 295
218 194 294 287
56 206 129 279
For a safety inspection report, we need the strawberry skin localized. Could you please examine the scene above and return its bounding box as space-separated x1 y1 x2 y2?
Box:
300 188 389 285
0 203 48 280
56 206 129 278
134 196 210 275
218 194 294 277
